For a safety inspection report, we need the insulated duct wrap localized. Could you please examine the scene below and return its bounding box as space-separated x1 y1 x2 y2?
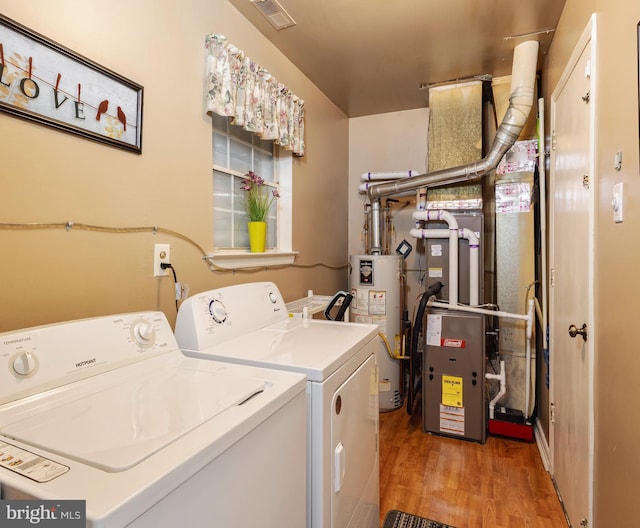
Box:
427 81 483 209
427 81 483 172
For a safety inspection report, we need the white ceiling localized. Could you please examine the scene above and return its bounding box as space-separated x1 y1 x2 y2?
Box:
228 0 566 117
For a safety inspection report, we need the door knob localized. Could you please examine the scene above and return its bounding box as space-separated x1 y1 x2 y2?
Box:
568 323 588 341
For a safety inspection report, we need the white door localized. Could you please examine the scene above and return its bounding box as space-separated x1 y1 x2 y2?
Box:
331 353 379 528
549 15 596 528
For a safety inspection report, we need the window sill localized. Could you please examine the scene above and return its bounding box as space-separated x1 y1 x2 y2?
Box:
207 250 298 270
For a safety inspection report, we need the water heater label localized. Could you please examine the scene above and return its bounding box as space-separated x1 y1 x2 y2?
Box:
359 259 373 285
368 291 386 315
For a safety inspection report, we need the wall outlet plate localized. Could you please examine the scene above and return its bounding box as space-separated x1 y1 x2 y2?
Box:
153 243 171 277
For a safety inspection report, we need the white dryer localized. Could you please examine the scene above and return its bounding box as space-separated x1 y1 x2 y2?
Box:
174 281 380 528
0 312 307 528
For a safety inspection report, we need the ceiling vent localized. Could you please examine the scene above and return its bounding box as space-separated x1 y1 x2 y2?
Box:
251 0 296 30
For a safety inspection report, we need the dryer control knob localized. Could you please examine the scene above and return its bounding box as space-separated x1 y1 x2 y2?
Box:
268 291 278 304
12 351 37 376
209 299 227 324
133 321 154 345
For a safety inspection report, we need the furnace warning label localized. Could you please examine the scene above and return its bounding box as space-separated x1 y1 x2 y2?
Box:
442 375 463 407
426 314 442 346
439 404 465 436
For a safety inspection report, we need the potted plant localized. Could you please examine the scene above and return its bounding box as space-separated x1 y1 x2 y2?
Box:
240 171 280 252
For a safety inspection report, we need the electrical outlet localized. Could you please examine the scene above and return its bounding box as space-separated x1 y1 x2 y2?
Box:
153 243 171 277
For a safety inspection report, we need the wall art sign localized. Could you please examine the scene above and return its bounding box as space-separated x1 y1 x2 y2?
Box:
0 14 143 153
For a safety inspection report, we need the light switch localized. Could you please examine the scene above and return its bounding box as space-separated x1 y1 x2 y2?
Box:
612 182 623 223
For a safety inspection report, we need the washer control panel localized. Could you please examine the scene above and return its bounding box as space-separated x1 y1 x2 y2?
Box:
0 312 176 404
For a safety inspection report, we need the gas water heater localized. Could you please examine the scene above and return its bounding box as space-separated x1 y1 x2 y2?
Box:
349 254 402 411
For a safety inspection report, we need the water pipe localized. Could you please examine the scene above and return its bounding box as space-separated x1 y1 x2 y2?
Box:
485 360 506 419
537 97 549 352
524 298 534 419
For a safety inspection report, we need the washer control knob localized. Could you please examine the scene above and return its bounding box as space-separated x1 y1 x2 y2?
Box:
133 321 154 345
12 352 37 376
209 300 227 324
268 291 278 304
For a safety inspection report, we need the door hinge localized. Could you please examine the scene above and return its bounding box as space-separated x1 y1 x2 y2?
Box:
582 174 590 189
550 268 555 288
580 518 589 527
582 91 590 104
551 130 557 151
550 402 556 423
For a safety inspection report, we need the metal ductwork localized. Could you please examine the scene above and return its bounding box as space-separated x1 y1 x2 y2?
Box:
366 40 540 254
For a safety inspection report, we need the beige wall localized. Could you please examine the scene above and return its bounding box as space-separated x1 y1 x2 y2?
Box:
544 0 640 525
0 0 349 332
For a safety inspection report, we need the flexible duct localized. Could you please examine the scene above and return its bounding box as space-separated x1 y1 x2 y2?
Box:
366 40 539 254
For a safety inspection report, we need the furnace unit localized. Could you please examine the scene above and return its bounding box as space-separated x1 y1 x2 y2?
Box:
423 309 486 443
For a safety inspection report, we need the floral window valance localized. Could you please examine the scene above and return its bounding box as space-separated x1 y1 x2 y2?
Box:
204 34 305 156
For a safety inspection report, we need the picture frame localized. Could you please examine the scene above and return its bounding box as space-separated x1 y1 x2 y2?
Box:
0 14 143 154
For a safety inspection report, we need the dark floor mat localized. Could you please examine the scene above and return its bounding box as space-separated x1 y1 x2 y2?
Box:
382 509 456 528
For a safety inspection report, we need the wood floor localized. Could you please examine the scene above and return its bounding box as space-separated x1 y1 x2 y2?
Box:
379 407 569 528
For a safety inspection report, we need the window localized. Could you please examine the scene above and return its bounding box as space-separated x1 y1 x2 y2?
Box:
211 114 294 267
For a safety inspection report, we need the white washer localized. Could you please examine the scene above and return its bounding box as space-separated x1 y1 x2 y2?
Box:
0 312 307 528
175 281 380 528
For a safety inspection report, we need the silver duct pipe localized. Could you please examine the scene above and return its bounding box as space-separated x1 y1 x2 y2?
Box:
366 40 540 254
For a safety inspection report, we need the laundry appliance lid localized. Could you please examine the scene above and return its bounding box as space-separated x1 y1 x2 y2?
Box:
0 355 265 473
188 318 378 382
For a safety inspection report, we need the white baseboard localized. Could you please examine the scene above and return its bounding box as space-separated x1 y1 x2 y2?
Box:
534 417 551 472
